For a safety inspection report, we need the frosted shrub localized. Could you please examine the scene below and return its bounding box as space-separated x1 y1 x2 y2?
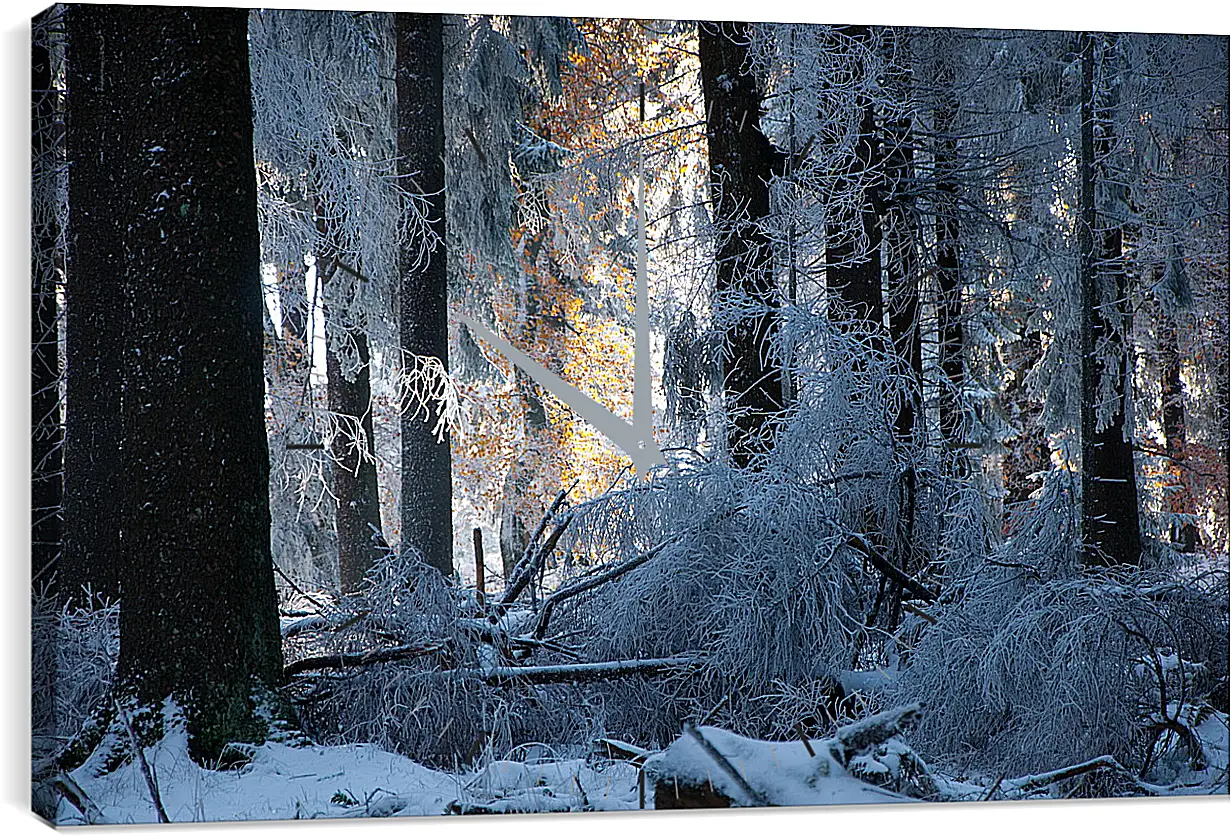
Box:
31 589 119 760
553 463 866 744
890 491 1229 777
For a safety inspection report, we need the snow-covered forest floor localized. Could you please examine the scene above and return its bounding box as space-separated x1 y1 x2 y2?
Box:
54 698 1228 825
48 549 1229 826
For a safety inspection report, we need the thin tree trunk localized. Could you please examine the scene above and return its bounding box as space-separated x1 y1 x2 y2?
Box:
698 20 783 467
324 318 387 592
1078 33 1142 568
883 104 924 623
109 6 283 761
396 13 454 578
61 4 124 603
310 181 388 592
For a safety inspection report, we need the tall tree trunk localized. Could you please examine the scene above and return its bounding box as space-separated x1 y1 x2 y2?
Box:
108 6 283 761
61 4 124 603
933 59 966 459
31 12 62 819
698 21 784 468
1078 33 1142 568
883 106 924 624
827 119 884 334
823 27 883 344
397 13 454 578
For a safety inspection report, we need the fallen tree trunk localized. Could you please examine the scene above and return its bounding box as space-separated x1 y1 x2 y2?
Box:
286 645 696 687
650 703 928 809
462 656 699 686
1000 755 1158 797
284 643 447 678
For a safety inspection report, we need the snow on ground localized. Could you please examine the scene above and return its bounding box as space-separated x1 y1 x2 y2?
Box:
56 703 1231 824
59 713 642 824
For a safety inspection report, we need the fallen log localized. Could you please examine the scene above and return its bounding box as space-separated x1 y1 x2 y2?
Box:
683 723 770 807
462 656 699 686
650 704 928 810
1000 755 1159 797
833 702 922 761
284 642 447 678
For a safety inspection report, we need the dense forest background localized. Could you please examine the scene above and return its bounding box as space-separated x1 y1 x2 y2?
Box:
23 0 1231 825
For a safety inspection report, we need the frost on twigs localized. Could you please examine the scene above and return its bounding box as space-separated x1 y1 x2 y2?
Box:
395 350 466 442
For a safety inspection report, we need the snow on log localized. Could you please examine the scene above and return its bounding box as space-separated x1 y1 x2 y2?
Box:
462 656 699 686
648 704 933 809
833 702 922 761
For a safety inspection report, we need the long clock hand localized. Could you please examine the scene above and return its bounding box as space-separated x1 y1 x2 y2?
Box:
459 313 666 474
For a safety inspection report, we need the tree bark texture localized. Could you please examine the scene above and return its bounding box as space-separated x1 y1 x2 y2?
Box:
62 3 124 603
101 6 283 761
396 12 454 577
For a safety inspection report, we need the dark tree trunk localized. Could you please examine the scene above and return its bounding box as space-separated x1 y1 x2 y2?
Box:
698 20 784 468
932 60 966 457
396 13 454 578
107 6 283 761
1158 313 1198 552
32 14 62 600
826 110 884 336
883 105 924 619
823 28 883 345
1078 34 1142 568
324 318 387 592
61 4 124 603
31 12 62 820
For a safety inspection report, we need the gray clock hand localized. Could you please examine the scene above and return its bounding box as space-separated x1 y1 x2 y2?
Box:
459 313 666 474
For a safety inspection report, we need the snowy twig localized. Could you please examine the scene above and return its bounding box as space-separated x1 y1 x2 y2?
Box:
114 700 169 823
52 773 103 825
847 534 937 603
532 536 676 639
498 485 575 612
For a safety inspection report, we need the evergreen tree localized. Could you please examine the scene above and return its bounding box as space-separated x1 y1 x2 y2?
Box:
699 20 784 467
397 13 454 577
103 5 283 761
